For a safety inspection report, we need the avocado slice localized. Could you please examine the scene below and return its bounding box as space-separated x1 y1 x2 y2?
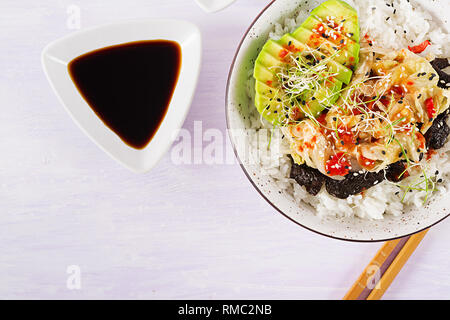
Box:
277 34 353 84
310 0 360 43
252 0 360 124
292 26 359 68
300 15 360 58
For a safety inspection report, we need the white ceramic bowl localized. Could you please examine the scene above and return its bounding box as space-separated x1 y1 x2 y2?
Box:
226 0 450 241
42 19 201 173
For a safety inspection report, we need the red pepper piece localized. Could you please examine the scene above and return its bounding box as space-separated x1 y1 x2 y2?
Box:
425 97 436 119
408 40 431 54
279 49 289 59
325 152 351 176
358 154 376 170
316 112 327 125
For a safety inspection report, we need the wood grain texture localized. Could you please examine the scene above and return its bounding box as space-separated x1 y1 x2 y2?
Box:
0 0 449 299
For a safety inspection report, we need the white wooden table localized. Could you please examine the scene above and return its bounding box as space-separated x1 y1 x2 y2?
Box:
0 0 449 299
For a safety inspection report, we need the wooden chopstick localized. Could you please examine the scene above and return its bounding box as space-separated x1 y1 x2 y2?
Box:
343 229 429 300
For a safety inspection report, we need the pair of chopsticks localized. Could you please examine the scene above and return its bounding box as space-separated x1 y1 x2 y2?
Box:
343 229 429 300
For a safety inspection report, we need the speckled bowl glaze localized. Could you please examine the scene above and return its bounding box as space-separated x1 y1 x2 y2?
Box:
226 0 450 241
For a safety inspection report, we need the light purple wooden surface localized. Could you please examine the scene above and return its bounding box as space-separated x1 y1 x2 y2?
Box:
0 0 449 299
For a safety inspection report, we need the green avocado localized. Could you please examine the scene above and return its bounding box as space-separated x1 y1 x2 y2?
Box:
253 0 360 124
310 0 360 43
300 15 360 64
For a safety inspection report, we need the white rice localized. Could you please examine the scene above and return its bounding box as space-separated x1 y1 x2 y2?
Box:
247 0 450 220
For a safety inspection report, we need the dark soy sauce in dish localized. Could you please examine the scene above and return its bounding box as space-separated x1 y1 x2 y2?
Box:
68 40 181 149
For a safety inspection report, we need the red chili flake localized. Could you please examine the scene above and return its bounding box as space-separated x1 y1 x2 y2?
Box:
358 154 376 170
325 152 351 176
363 33 373 46
338 126 355 146
426 149 436 160
279 49 289 59
425 97 436 119
391 85 405 96
380 96 391 106
290 106 302 120
266 80 272 86
408 40 431 54
316 112 327 125
406 81 414 86
416 132 426 149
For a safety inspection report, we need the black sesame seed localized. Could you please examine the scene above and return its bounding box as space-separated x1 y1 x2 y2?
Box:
417 94 422 99
382 150 386 155
399 152 403 157
333 117 337 121
436 170 439 175
312 97 316 100
386 17 390 21
398 100 403 104
438 179 443 183
274 110 277 114
429 73 436 80
288 41 292 46
340 39 344 44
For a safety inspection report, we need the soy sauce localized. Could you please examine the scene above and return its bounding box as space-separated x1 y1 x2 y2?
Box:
68 40 181 149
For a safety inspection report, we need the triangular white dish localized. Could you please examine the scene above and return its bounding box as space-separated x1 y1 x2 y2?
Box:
42 19 201 173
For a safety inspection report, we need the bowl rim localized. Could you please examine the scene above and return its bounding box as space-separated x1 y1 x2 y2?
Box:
224 0 450 242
